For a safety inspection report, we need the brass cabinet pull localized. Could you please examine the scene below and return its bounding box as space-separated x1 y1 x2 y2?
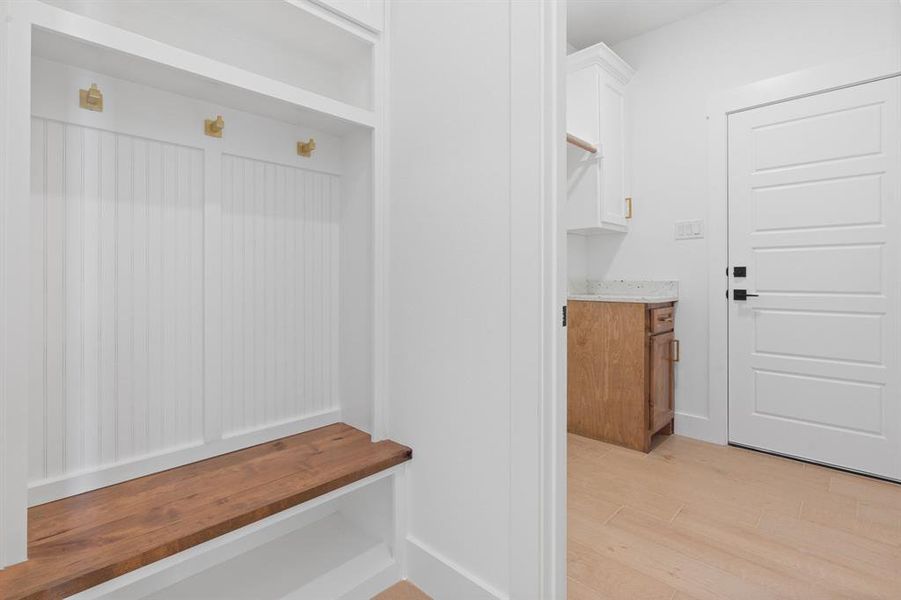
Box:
671 339 680 362
625 197 633 219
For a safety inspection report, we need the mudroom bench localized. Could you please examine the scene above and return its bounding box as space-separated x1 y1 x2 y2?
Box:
0 424 412 600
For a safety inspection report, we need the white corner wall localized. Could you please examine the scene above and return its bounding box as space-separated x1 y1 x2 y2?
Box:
339 129 373 434
581 0 901 443
388 1 563 598
567 233 588 287
388 1 512 594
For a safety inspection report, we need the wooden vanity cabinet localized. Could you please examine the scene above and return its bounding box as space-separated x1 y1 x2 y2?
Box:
568 300 677 452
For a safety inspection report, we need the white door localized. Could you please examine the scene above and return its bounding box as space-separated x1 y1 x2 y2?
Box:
728 76 901 480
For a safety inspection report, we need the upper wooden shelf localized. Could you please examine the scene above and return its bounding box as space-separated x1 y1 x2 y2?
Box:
0 423 412 600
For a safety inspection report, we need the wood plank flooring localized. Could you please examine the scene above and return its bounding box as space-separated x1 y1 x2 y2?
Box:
0 423 412 600
373 580 431 600
569 433 901 600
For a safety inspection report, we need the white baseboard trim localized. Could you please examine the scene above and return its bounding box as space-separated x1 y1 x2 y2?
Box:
405 537 506 600
675 411 726 445
29 409 342 505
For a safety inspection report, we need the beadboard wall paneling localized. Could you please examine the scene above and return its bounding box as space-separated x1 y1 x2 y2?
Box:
220 154 340 437
29 118 205 483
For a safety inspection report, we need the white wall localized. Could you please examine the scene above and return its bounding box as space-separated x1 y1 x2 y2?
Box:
572 0 901 442
567 233 588 287
339 129 373 433
388 1 562 598
389 2 511 594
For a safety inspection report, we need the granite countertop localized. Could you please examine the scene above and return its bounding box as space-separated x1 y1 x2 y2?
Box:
568 279 678 304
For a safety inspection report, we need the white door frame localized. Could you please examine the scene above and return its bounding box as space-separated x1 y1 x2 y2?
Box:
509 0 567 598
0 1 32 568
705 47 901 446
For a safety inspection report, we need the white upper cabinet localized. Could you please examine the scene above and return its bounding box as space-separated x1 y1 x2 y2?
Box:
566 43 634 234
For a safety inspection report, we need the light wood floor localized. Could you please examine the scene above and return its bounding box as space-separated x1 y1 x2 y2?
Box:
376 435 901 599
569 433 901 599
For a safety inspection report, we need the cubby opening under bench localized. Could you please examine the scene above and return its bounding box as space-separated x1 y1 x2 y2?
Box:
0 423 412 600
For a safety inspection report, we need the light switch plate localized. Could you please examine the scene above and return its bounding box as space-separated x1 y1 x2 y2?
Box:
675 219 704 240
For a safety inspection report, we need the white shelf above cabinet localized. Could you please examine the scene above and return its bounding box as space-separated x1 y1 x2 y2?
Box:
566 42 635 234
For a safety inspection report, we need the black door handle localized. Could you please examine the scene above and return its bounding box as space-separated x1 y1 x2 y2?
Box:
733 289 759 301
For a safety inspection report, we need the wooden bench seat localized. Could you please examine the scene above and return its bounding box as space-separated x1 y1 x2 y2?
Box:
0 423 412 600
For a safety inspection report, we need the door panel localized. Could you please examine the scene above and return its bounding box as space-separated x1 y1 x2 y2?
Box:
752 102 883 170
752 173 882 231
728 77 901 480
754 310 882 364
754 245 883 293
753 370 883 434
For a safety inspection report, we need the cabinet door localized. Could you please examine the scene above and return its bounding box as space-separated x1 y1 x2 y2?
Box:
597 70 628 230
565 64 629 233
648 331 674 432
568 301 649 450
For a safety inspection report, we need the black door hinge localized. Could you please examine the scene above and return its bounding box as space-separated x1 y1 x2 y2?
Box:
562 305 567 327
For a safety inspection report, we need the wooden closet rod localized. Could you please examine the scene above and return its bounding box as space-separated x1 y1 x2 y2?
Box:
566 133 597 154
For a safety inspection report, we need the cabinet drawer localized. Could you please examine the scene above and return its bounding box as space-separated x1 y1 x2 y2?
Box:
649 306 674 334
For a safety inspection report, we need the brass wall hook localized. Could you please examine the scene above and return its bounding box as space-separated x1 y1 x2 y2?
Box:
79 83 103 112
204 115 225 138
297 138 316 157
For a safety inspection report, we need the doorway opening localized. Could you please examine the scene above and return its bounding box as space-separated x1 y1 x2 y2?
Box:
562 2 901 598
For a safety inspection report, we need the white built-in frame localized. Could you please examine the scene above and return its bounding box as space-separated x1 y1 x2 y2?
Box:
0 0 390 568
699 47 901 446
303 0 386 34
